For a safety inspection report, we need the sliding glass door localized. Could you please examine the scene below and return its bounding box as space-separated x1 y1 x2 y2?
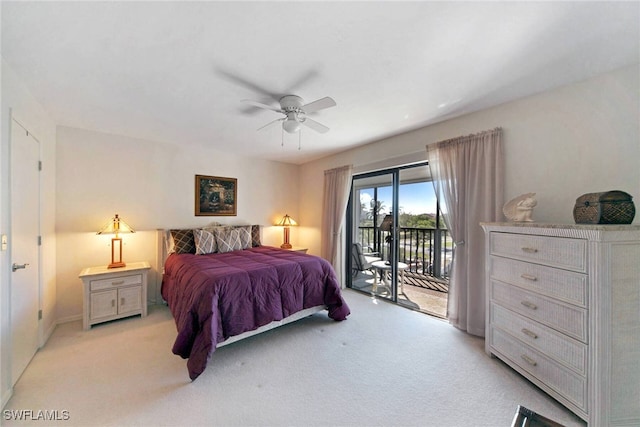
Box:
347 163 451 317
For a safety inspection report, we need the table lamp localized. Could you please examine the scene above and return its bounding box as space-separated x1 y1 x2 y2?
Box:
275 214 297 249
380 214 393 264
97 213 135 268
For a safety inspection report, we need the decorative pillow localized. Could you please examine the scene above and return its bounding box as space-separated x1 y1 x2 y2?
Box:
193 228 217 255
215 226 252 253
164 230 175 255
251 225 261 247
170 229 196 254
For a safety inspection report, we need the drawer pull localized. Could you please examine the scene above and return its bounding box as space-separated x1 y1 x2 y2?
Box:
520 274 537 281
521 328 538 339
111 280 125 286
111 299 115 308
521 354 537 366
521 301 538 310
521 247 538 253
121 297 125 306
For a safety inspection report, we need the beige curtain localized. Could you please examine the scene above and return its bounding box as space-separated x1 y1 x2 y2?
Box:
321 165 353 282
426 128 504 336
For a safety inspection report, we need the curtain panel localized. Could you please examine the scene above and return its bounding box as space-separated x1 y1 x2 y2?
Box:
321 165 353 284
426 128 504 336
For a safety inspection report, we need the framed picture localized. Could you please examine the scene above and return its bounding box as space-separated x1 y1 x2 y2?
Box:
195 175 237 216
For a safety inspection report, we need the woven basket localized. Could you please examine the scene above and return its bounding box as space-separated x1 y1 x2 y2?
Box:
573 191 635 224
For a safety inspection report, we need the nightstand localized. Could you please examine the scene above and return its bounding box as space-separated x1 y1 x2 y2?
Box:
287 247 308 253
79 261 151 330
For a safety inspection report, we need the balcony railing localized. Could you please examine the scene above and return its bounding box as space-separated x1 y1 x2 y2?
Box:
356 226 453 279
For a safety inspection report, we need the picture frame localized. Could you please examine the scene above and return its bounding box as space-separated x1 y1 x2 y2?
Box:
195 175 237 216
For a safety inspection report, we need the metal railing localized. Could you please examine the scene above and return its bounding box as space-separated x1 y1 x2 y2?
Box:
356 226 453 278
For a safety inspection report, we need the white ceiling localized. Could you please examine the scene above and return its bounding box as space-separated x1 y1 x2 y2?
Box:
2 1 639 165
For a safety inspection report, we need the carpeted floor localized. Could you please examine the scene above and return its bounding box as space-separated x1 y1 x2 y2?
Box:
4 290 586 426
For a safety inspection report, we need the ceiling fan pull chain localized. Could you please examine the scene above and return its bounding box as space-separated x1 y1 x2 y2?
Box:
281 127 284 148
298 131 302 150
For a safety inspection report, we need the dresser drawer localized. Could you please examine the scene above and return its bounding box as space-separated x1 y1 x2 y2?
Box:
491 280 588 342
90 274 142 291
490 327 587 412
490 256 587 307
491 303 587 375
490 232 586 272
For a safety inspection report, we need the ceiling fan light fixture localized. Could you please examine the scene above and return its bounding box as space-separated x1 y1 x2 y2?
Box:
282 115 302 133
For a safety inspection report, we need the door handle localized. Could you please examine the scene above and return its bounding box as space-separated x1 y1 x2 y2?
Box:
12 263 29 272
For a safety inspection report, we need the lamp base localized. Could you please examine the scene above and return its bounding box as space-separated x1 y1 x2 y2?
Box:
280 243 292 249
108 261 126 269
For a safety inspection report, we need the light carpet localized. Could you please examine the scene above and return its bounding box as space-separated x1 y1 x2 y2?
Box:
4 290 585 426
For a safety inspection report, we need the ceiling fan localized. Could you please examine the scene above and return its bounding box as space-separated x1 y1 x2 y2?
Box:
242 95 336 134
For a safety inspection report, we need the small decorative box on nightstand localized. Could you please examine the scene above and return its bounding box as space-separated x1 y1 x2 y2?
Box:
79 261 151 330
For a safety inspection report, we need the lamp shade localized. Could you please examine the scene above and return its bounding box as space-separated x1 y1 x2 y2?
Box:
380 214 393 232
275 214 298 227
97 214 135 237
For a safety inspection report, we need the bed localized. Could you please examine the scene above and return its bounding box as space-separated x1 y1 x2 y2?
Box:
160 226 350 380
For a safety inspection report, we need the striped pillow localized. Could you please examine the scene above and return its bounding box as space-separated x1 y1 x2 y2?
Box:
215 226 251 253
193 228 217 254
170 229 195 254
251 225 261 247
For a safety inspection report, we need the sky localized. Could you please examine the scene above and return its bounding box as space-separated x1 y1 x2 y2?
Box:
359 182 437 215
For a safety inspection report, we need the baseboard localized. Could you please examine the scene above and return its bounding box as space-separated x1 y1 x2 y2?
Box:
41 319 57 346
56 314 82 325
2 387 13 410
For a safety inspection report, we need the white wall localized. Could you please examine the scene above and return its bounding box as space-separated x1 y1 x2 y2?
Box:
55 126 300 321
0 58 57 407
299 65 640 258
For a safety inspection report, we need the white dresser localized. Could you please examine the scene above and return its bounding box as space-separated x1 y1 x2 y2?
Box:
481 223 640 426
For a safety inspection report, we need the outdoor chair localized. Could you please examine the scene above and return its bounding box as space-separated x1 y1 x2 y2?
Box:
351 243 381 277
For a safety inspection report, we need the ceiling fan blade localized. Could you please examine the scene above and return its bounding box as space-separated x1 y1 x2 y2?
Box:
286 69 319 94
301 117 330 134
257 118 284 131
216 68 280 100
302 97 336 114
241 99 282 113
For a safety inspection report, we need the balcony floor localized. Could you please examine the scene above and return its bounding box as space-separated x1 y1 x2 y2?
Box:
351 270 448 318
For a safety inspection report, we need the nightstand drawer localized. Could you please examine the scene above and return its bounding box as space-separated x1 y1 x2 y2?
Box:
90 274 142 291
490 232 586 272
491 279 588 342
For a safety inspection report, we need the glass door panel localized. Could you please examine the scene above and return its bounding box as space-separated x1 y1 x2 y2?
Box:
349 172 397 301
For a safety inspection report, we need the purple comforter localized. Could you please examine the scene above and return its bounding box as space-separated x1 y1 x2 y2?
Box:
161 246 350 380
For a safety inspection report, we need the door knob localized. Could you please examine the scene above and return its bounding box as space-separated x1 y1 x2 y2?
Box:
12 263 29 272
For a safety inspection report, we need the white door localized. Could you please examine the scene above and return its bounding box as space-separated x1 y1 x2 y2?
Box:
10 119 40 386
